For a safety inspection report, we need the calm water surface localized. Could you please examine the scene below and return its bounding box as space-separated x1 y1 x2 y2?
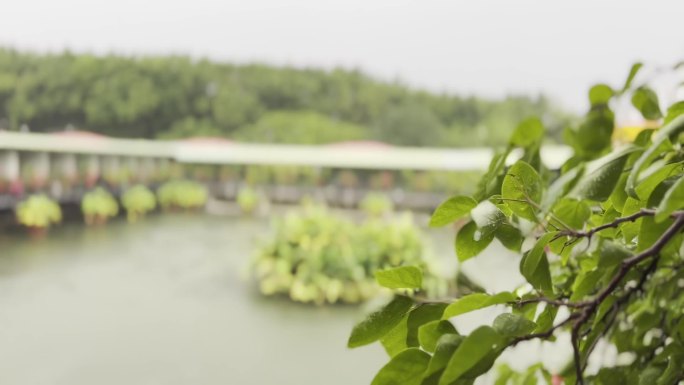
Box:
0 212 569 385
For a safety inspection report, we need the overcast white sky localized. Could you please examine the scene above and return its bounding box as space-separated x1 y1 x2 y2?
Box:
1 0 683 111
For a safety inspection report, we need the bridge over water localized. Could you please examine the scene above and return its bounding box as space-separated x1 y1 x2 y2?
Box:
0 131 572 210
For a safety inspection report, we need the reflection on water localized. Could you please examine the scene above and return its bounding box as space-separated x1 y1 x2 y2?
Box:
0 212 570 385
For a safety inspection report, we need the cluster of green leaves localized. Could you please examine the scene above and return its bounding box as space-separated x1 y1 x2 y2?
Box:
157 180 208 210
16 194 62 229
360 193 395 217
81 187 119 224
0 48 572 146
251 203 447 305
349 62 684 385
121 185 157 222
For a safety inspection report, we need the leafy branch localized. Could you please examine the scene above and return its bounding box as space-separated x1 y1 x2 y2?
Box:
349 62 684 385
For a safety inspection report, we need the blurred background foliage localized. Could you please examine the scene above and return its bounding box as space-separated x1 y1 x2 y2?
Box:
0 48 574 146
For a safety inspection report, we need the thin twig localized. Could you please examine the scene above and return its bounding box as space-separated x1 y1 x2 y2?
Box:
513 297 588 309
571 325 584 385
509 313 580 346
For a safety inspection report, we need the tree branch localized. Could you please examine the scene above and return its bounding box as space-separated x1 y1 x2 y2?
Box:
510 213 684 384
509 312 580 346
513 297 587 309
560 209 657 239
571 325 584 385
566 214 684 383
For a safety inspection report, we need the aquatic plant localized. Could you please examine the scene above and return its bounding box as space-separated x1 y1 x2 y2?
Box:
121 185 157 222
81 187 119 225
16 194 62 230
157 180 208 210
250 204 445 305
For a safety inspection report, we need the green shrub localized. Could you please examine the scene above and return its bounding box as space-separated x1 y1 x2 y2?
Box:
157 180 208 210
236 186 260 214
16 194 62 229
250 204 445 305
359 193 394 217
81 188 119 225
122 185 157 222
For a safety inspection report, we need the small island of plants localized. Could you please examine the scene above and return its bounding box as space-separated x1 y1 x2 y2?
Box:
250 202 448 305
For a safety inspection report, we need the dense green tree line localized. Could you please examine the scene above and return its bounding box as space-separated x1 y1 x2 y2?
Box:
0 48 573 146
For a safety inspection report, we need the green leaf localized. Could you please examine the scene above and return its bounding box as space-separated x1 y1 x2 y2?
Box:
663 101 684 125
511 296 538 320
406 303 448 346
639 180 678 252
424 334 464 379
510 117 545 147
493 364 515 385
439 326 504 385
492 313 537 337
348 296 414 348
597 206 620 238
534 305 558 333
490 195 513 217
371 348 430 385
598 240 633 268
638 366 662 385
589 84 613 106
494 223 524 252
418 320 458 353
638 215 672 252
380 303 448 356
442 292 516 319
621 62 643 93
609 173 629 212
542 164 584 210
675 318 684 341
634 161 683 201
627 114 684 198
455 221 495 262
501 161 542 221
570 269 604 301
570 108 615 158
551 197 591 230
570 146 638 201
597 367 628 385
520 232 556 294
655 176 684 222
375 266 423 290
631 87 662 120
633 128 655 146
621 197 645 243
380 316 409 357
656 355 681 385
593 296 616 328
430 196 477 227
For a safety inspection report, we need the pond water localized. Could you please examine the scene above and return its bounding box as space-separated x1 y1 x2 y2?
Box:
0 211 575 385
